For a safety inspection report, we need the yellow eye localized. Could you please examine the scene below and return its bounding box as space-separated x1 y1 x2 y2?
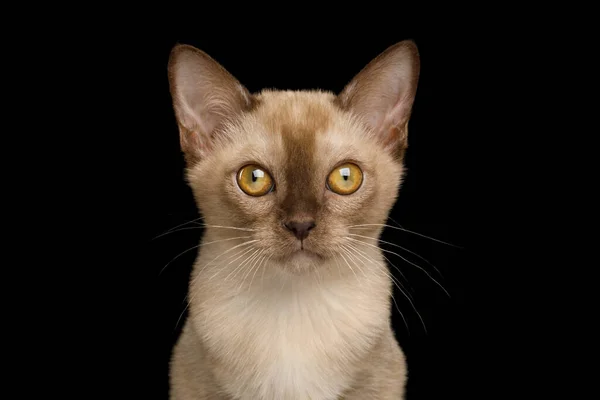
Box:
237 165 274 196
327 163 363 195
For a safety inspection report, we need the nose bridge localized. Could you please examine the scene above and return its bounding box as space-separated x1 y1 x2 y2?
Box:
279 118 322 221
281 184 319 220
280 154 321 222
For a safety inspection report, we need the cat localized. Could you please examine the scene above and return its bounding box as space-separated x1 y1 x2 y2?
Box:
167 40 420 400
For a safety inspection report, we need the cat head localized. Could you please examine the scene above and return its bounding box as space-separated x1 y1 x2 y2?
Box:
168 41 419 274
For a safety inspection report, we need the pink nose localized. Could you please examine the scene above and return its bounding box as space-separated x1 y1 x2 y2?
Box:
284 220 316 240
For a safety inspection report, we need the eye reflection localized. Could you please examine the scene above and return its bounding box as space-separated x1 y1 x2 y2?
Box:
340 167 350 180
252 169 264 182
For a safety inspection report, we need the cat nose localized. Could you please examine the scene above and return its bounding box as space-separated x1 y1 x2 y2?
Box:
284 220 316 241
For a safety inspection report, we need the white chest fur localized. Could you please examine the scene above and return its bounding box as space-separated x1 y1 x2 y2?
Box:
193 266 390 400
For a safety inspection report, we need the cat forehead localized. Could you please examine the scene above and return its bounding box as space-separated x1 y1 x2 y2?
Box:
253 90 337 134
244 90 367 155
207 89 375 175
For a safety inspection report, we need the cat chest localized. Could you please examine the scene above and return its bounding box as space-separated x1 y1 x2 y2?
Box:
198 288 384 399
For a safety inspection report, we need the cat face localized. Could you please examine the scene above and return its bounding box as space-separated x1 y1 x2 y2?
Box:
168 42 419 273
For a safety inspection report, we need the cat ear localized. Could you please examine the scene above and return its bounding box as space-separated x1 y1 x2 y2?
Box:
168 44 255 164
338 40 420 159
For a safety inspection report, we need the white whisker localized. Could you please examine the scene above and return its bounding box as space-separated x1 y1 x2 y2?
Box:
153 226 205 238
159 236 253 276
342 243 415 333
184 246 260 323
239 249 266 291
347 233 444 278
198 241 258 283
387 216 404 229
346 223 460 248
157 224 257 240
226 247 262 283
174 301 190 331
153 216 204 240
343 242 414 299
340 245 368 278
390 291 410 335
261 254 270 290
219 247 260 282
254 253 272 292
197 224 257 232
347 236 450 298
337 248 359 281
343 243 405 296
327 249 344 280
345 243 426 333
345 241 410 285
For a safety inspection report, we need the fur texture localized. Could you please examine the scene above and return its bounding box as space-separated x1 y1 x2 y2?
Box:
167 41 420 400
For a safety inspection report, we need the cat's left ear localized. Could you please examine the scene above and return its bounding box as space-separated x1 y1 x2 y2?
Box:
338 40 420 159
168 44 255 165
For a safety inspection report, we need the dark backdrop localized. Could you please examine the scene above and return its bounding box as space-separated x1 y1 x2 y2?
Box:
92 25 497 400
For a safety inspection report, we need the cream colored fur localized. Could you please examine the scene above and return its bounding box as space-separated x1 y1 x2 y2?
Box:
167 41 420 400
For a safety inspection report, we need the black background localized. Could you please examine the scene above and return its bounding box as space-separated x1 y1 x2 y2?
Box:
78 22 508 400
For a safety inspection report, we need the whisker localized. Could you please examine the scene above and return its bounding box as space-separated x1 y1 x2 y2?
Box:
343 242 412 300
158 236 253 276
345 241 411 287
247 254 265 292
340 245 368 278
196 224 257 232
226 248 262 282
239 249 266 291
343 242 414 299
174 301 190 331
390 291 410 335
356 255 424 333
327 249 344 280
153 216 204 240
195 240 258 283
186 246 259 320
337 248 359 281
387 216 404 229
347 236 451 298
184 244 258 328
313 258 324 290
188 247 255 300
253 253 272 292
260 253 270 289
157 224 257 240
346 223 460 248
342 243 414 334
153 226 205 238
381 267 426 334
347 233 444 279
213 246 258 282
184 242 261 327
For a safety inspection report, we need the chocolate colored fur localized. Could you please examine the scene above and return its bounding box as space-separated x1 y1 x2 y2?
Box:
167 41 420 400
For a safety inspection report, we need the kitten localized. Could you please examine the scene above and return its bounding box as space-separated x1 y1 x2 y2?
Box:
167 40 420 400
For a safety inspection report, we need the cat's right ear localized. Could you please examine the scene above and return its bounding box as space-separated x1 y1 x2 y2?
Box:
337 40 420 160
168 44 255 165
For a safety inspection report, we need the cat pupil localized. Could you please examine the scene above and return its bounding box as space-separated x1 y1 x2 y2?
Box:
252 169 264 183
340 167 350 181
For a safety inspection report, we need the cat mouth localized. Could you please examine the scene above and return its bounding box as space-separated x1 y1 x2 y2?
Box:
290 247 323 261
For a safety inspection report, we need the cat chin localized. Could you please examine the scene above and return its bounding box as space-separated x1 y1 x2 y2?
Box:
283 250 324 274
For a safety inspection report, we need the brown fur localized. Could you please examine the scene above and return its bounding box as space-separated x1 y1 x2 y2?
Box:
167 41 420 399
